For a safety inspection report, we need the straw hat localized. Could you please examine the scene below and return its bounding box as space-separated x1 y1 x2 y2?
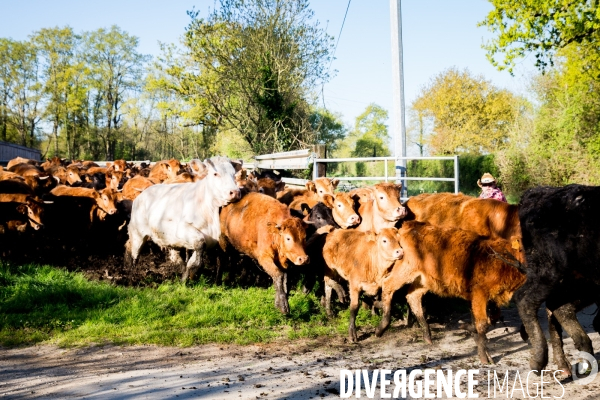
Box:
477 172 496 188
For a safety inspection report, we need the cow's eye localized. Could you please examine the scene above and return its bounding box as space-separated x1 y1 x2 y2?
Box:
214 172 218 177
337 204 341 208
379 196 384 200
286 237 291 241
383 239 387 243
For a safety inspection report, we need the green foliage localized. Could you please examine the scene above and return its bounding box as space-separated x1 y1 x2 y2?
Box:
480 0 600 74
411 67 524 155
0 262 394 347
331 104 389 178
182 0 333 154
310 107 346 155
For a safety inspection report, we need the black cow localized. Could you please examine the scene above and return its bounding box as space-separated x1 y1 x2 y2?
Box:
516 184 600 374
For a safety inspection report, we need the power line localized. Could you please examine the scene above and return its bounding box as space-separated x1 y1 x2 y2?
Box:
322 0 352 109
329 0 352 71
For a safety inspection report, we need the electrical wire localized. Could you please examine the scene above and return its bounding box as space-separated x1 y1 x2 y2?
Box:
322 0 352 109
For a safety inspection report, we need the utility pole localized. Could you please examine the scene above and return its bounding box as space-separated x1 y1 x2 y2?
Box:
390 0 407 197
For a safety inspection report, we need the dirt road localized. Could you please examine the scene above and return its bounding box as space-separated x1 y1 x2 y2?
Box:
2 307 599 399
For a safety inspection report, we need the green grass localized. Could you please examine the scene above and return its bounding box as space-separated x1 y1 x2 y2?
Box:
0 262 387 347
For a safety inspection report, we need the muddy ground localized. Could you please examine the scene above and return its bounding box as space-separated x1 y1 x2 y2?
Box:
2 306 600 399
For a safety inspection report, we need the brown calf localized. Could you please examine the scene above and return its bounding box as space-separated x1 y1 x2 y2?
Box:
7 157 38 170
316 192 360 229
148 159 181 182
404 192 521 240
220 192 309 314
278 177 339 206
0 195 46 231
376 220 526 364
257 177 285 198
50 186 117 216
121 176 158 200
322 228 404 341
353 183 406 233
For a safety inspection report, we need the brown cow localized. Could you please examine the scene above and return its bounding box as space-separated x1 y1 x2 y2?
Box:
313 192 360 229
148 159 181 182
49 165 82 185
50 186 117 216
85 166 107 175
220 192 309 314
278 177 339 206
353 183 406 233
375 220 526 364
322 228 404 340
7 157 38 170
405 192 521 240
257 177 285 198
0 195 46 231
105 169 126 190
164 173 196 184
9 163 47 178
111 159 127 172
121 175 158 200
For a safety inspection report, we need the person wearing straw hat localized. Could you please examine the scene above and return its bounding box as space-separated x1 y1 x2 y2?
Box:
477 172 507 202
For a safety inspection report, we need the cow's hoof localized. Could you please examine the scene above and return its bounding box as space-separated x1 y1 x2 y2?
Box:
375 327 385 337
424 334 433 345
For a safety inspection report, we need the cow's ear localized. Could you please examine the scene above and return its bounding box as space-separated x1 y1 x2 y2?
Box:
322 194 334 208
331 178 340 189
395 183 403 191
511 236 522 251
266 222 281 235
16 204 27 214
306 181 316 193
275 180 286 192
300 203 311 215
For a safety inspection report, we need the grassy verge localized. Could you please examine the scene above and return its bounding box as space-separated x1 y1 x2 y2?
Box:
0 262 386 347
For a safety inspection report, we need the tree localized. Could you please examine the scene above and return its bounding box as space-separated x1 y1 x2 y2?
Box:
309 107 345 156
480 0 600 73
349 104 390 158
0 39 43 147
183 0 333 154
32 26 84 158
83 26 148 160
411 67 522 155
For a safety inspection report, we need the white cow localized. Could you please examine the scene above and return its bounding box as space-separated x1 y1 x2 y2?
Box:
125 156 241 280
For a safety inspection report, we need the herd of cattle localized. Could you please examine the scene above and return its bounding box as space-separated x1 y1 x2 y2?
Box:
0 155 599 375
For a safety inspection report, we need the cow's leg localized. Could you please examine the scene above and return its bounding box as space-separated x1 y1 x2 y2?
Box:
181 241 205 282
258 257 289 314
552 302 593 374
471 291 493 364
546 308 572 375
375 286 395 337
348 285 360 343
125 232 147 269
406 284 432 345
272 272 289 314
514 283 549 372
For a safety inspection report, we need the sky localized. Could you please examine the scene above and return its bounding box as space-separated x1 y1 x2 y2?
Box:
0 1 535 154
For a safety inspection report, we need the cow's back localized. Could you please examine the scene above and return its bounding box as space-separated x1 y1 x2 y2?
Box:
405 192 520 239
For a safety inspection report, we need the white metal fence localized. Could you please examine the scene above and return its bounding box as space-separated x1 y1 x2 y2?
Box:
251 149 460 198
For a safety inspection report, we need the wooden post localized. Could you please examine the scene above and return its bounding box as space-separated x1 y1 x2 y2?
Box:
313 144 327 178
